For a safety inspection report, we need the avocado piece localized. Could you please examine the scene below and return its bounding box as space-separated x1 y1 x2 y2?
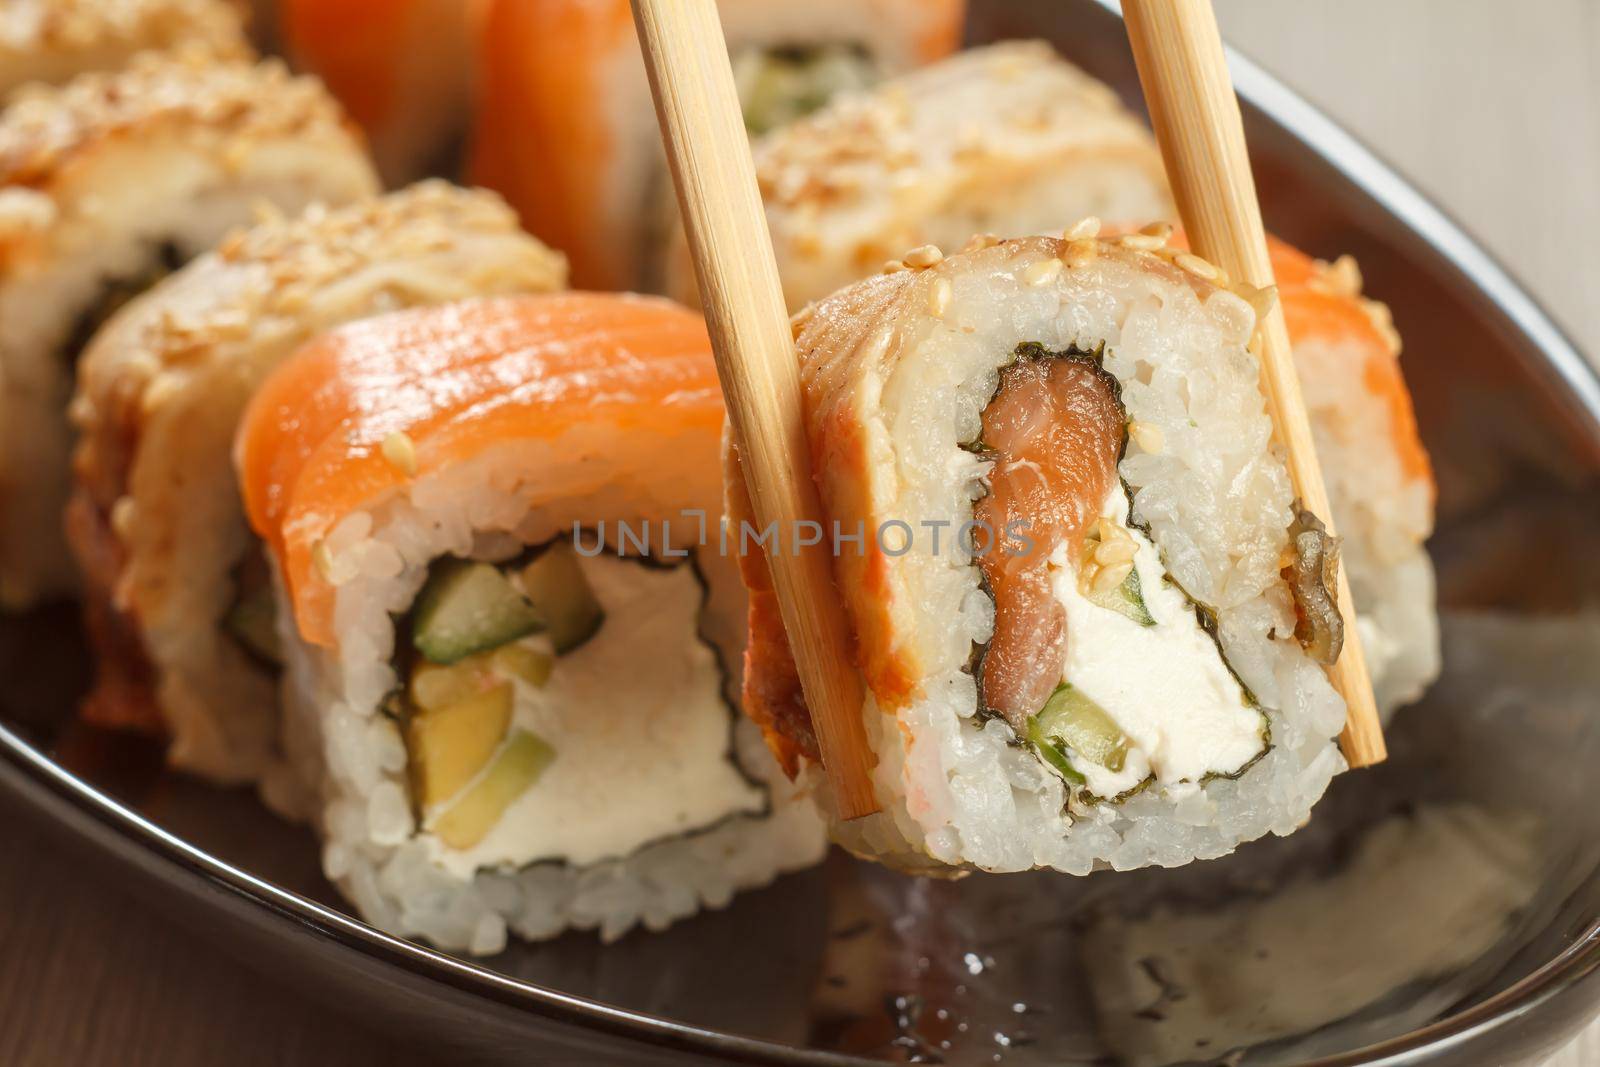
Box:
224 586 281 665
429 729 555 850
1087 564 1156 627
517 542 604 654
1030 682 1130 780
492 644 553 688
412 558 544 665
407 681 513 809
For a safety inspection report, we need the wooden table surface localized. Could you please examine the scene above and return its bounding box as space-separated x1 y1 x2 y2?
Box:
3 2 1597 1064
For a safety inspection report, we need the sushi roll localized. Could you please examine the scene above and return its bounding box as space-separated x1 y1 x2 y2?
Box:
469 0 967 291
0 51 378 609
234 293 826 953
727 229 1350 874
0 0 250 99
1267 241 1438 713
713 42 1438 717
280 0 477 184
715 41 1174 311
67 184 566 786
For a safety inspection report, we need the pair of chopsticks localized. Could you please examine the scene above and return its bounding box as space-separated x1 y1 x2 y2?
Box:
631 0 1385 820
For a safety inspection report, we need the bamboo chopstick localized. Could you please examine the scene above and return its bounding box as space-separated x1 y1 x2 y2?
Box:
629 0 879 817
1122 0 1385 767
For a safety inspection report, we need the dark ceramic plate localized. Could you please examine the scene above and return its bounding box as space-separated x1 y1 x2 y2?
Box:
4 2 1600 1064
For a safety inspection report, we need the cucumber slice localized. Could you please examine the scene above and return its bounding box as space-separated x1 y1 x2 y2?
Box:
224 586 281 665
1087 565 1156 627
517 542 604 653
1030 682 1130 779
429 729 555 850
412 559 544 665
1027 716 1086 786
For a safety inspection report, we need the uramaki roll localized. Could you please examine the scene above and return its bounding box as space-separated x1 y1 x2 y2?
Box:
707 41 1174 312
728 231 1350 874
235 293 825 953
0 51 379 608
716 41 1438 717
1267 242 1437 713
68 184 567 787
469 0 967 290
0 0 250 98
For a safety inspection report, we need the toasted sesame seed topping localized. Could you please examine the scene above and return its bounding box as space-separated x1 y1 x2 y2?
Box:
1128 420 1166 454
380 431 418 476
1023 257 1063 287
1138 221 1174 240
928 276 952 318
0 52 359 187
902 244 944 269
1117 232 1167 251
312 541 334 582
1094 537 1136 566
1173 252 1222 283
961 232 1002 253
882 259 909 274
0 0 247 68
1092 559 1134 593
1322 253 1363 297
1063 216 1102 241
110 496 138 540
1064 239 1099 269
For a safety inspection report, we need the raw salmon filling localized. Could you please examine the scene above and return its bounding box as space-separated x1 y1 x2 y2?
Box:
973 343 1266 801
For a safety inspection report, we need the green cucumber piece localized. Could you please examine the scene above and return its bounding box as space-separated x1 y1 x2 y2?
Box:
224 586 281 665
1087 564 1156 627
1030 682 1130 778
518 542 604 654
1027 717 1086 786
412 559 544 665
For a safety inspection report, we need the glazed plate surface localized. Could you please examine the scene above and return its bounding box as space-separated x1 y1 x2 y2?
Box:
4 2 1600 1064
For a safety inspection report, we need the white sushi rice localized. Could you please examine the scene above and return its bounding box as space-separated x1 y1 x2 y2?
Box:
273 438 827 955
814 239 1348 873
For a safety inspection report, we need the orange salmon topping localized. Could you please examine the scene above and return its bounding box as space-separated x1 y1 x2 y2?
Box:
236 293 721 647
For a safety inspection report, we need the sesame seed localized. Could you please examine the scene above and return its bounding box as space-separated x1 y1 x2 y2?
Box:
312 541 334 581
380 431 417 476
928 276 953 318
902 244 944 269
961 233 1002 253
1063 216 1101 241
882 259 908 274
1023 258 1063 287
1064 240 1098 269
1118 232 1166 251
1129 420 1166 454
110 497 137 539
1173 252 1221 282
1326 254 1362 296
1138 221 1174 240
1094 538 1136 566
1093 560 1134 593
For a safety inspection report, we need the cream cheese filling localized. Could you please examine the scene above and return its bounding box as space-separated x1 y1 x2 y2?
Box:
1044 487 1266 797
426 553 764 877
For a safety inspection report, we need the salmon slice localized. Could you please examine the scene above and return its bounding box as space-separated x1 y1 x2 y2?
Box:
282 0 477 182
973 350 1125 729
236 293 721 647
281 0 407 133
469 0 637 290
